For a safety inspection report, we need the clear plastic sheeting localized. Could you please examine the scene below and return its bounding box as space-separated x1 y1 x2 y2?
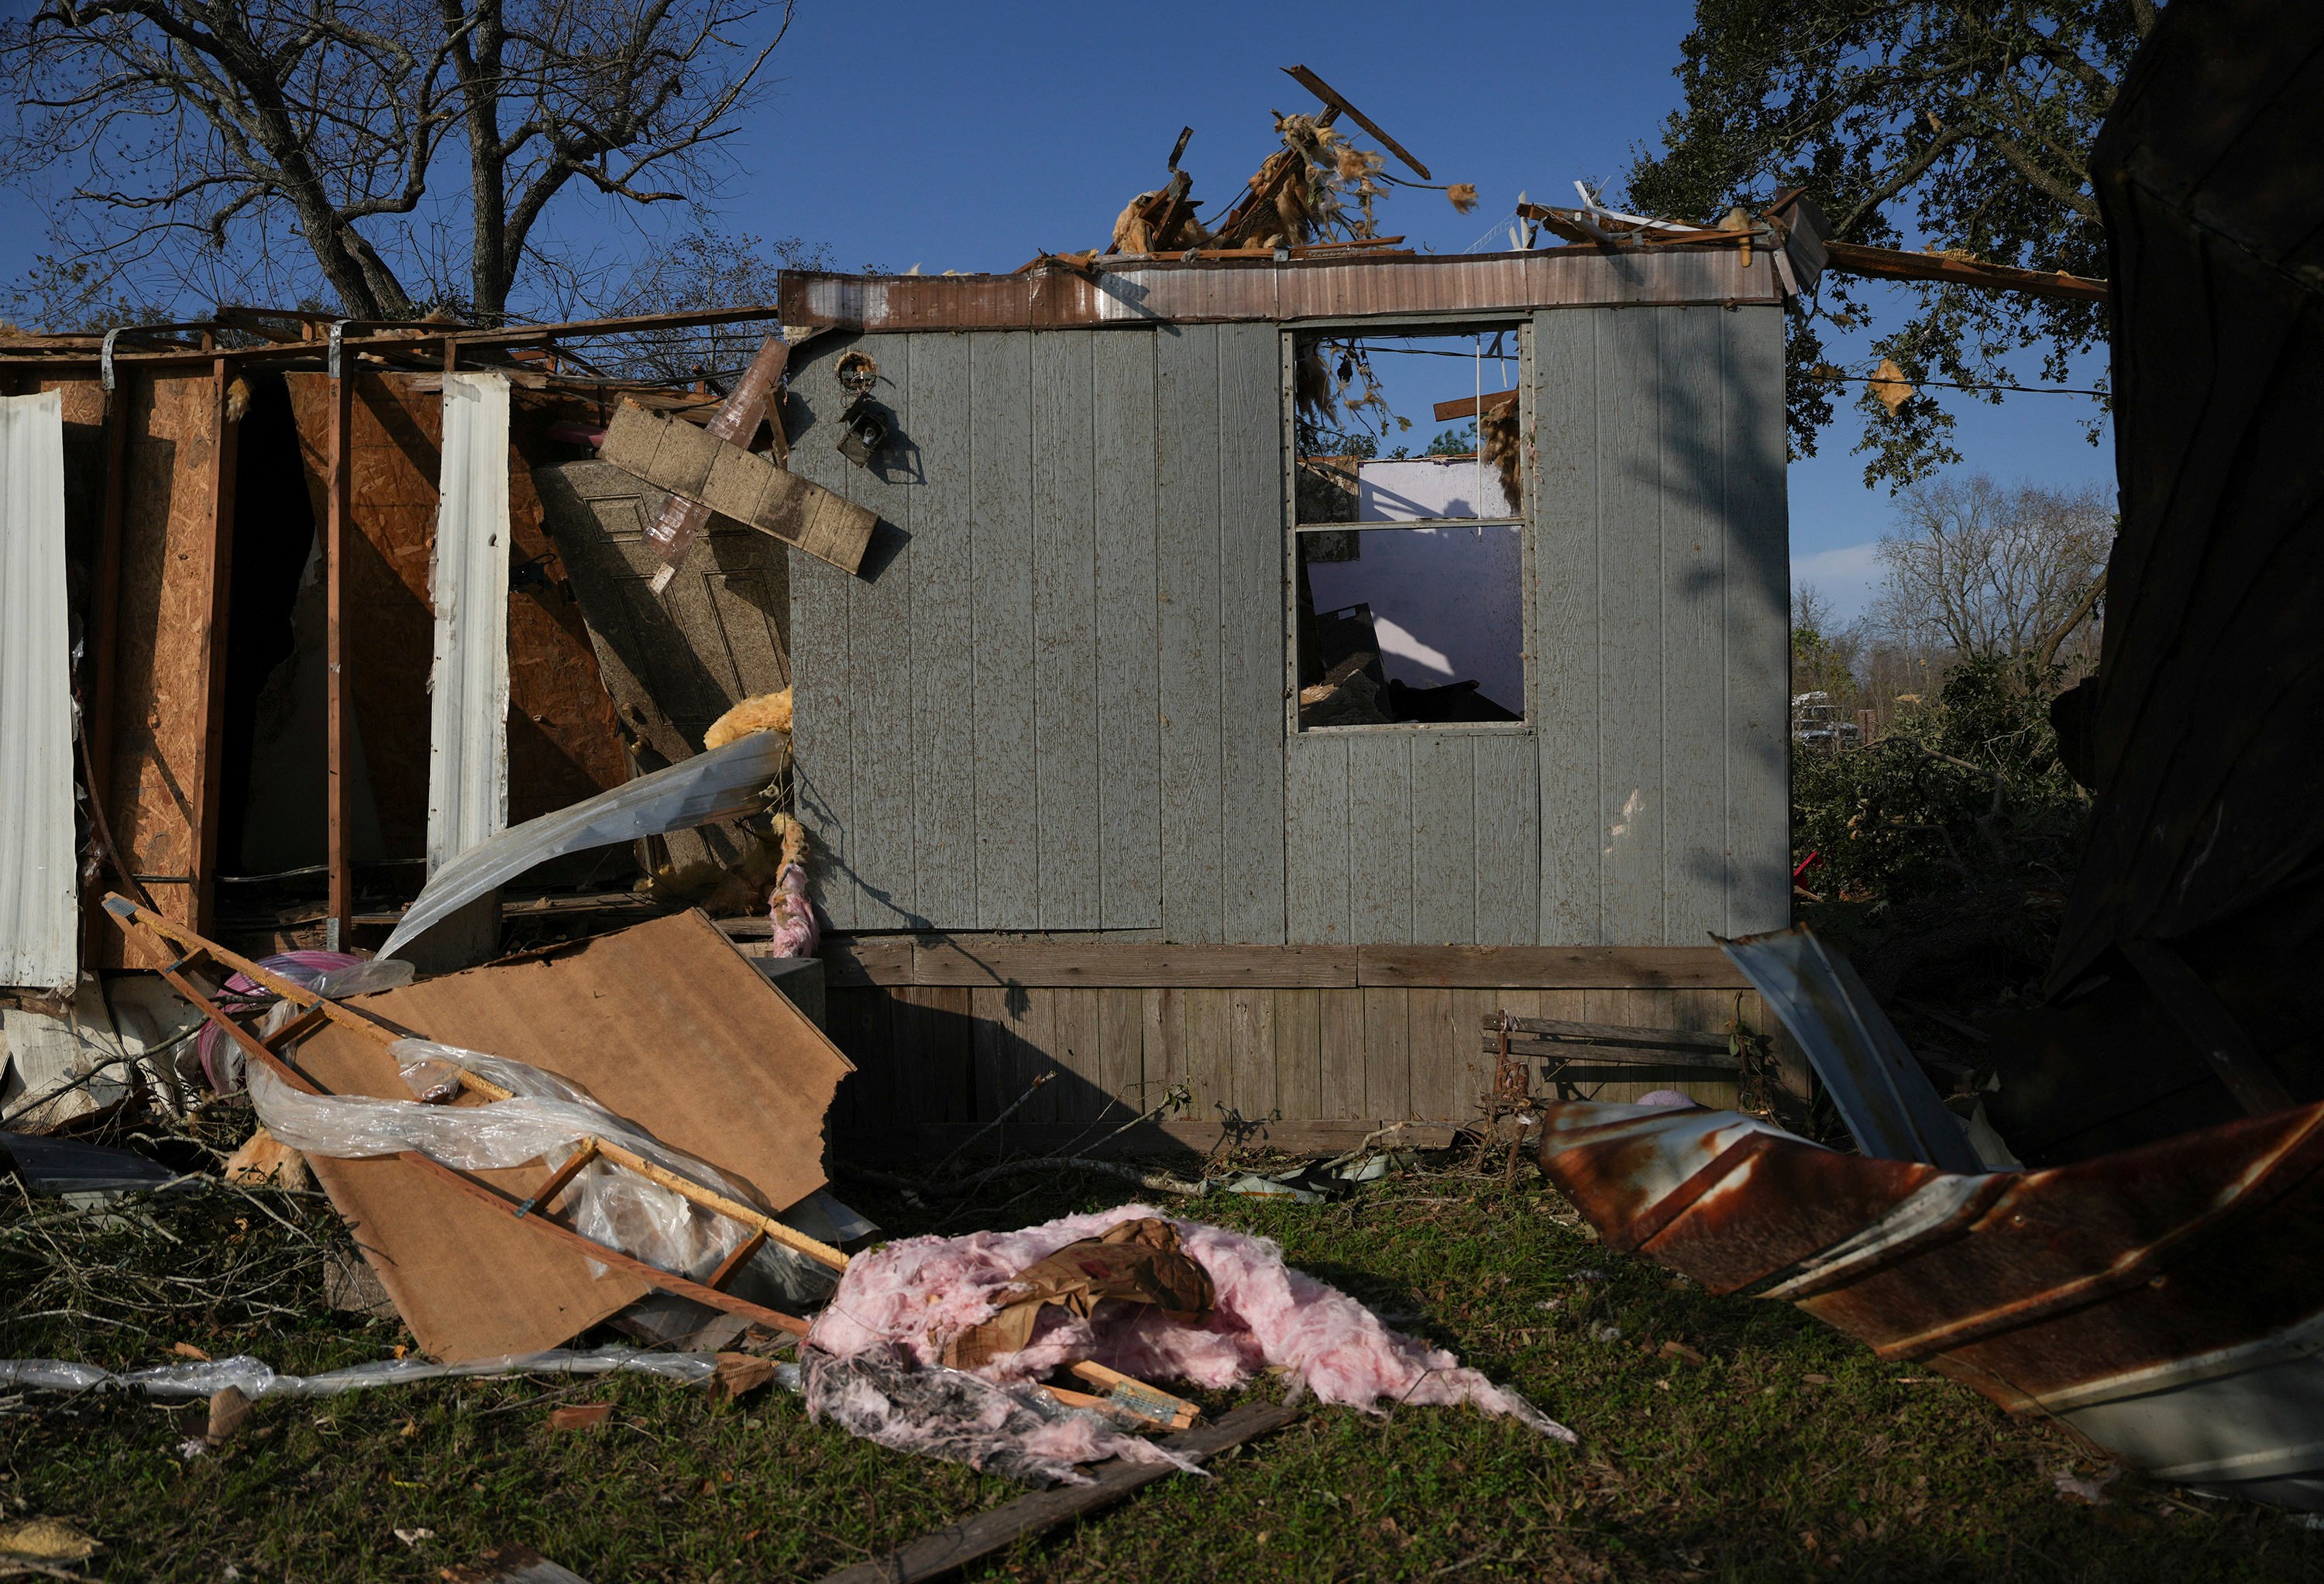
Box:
0 1346 718 1400
798 1345 1196 1488
378 729 789 962
195 951 415 1094
247 1038 834 1306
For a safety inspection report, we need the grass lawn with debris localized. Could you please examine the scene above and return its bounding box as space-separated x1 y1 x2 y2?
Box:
3 1158 2315 1582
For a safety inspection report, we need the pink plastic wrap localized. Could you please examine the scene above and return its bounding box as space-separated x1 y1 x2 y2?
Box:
808 1204 1572 1441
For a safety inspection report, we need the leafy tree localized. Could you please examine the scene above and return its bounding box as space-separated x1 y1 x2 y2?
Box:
0 0 793 324
1626 1 2154 486
1795 653 2086 905
1425 421 1476 456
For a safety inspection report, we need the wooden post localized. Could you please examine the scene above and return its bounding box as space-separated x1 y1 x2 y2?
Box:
192 352 240 936
325 343 354 950
84 374 132 966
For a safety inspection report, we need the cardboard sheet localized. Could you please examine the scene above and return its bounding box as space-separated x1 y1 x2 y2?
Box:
292 909 854 1361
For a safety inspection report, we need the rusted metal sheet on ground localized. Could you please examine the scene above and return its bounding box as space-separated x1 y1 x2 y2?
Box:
1537 1097 2324 1508
779 247 1775 333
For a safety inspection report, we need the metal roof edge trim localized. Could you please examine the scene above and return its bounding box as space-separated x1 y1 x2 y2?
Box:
778 246 1780 332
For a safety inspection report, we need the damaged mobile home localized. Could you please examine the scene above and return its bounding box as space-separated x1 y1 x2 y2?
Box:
9 18 2324 1535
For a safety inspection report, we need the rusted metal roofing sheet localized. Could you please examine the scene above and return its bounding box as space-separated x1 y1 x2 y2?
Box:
1537 1096 2324 1508
779 246 1775 332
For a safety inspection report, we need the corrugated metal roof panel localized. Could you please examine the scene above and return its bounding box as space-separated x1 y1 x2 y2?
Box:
781 246 1777 333
0 389 76 990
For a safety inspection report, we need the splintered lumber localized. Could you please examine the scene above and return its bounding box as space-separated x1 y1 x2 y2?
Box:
599 399 872 574
1820 240 2108 303
815 1402 1299 1584
1066 1359 1202 1429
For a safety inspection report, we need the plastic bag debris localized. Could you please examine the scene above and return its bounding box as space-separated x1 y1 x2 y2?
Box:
247 1038 836 1306
379 730 789 961
1218 1150 1418 1203
0 1345 718 1399
809 1204 1571 1441
799 1345 1196 1487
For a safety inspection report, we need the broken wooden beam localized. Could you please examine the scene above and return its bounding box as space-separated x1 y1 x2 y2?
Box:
1822 240 2108 303
815 1401 1298 1584
1282 64 1432 179
1433 389 1519 422
599 400 873 576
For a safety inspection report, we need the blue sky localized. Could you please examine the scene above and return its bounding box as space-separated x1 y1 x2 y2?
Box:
0 0 2114 618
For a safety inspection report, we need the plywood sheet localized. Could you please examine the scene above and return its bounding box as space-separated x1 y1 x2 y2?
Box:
294 909 854 1361
102 373 226 969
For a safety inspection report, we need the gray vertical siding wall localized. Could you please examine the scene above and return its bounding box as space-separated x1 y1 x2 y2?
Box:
786 322 1283 940
788 304 1787 946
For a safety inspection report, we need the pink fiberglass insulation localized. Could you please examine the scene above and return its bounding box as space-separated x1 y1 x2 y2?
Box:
809 1204 1573 1442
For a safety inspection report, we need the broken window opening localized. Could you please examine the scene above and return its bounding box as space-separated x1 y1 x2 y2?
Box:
1291 326 1526 730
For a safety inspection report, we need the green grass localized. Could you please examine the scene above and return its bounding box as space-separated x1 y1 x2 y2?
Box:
4 1163 2317 1582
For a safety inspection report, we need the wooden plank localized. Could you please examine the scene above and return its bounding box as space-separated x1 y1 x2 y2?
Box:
1406 982 1461 1122
823 985 892 1131
1531 308 1600 944
1346 734 1412 943
813 1402 1300 1584
596 400 872 572
1183 988 1234 1123
1284 735 1351 943
1724 305 1792 935
842 336 918 926
970 332 1040 928
834 1118 1462 1160
1155 322 1224 941
1092 330 1161 929
1597 308 1666 944
1274 988 1322 1120
1144 987 1187 1104
909 940 1357 987
890 984 976 1127
903 332 977 928
1449 987 1504 1121
1409 735 1475 944
1031 334 1101 928
1472 731 1539 946
803 935 1752 989
1229 984 1277 1120
1046 984 1105 1122
1362 984 1410 1119
1215 322 1286 944
1359 943 1748 988
1095 985 1147 1118
193 357 240 936
968 984 1013 1127
1662 307 1728 941
1318 986 1365 1118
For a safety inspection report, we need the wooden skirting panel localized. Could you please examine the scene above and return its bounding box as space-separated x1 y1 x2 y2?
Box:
817 976 1795 1149
802 934 1756 991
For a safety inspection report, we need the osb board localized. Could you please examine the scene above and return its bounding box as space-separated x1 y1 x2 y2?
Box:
101 373 224 970
284 373 628 858
820 981 1774 1132
294 909 855 1361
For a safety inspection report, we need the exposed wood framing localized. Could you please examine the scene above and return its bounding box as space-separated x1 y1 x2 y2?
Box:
325 360 353 946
